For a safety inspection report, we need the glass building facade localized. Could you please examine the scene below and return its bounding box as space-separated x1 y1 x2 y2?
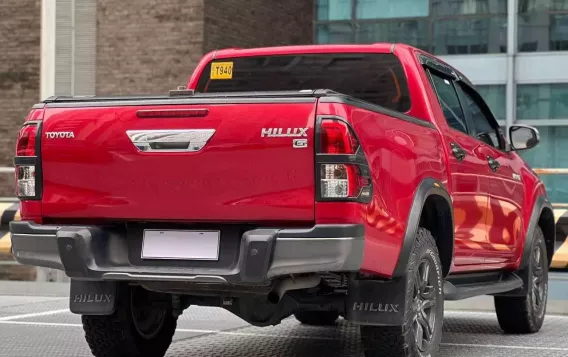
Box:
315 0 568 203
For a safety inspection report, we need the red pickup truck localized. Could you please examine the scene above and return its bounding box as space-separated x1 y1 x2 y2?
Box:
11 44 554 357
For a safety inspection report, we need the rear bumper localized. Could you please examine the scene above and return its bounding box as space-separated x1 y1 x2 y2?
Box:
10 221 364 285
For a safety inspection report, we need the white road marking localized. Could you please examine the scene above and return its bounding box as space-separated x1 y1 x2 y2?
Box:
177 329 338 340
177 328 219 334
447 310 568 318
442 343 568 351
0 309 69 321
1 320 568 351
0 320 80 327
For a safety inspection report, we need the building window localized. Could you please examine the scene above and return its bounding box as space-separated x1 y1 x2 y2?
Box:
316 23 354 43
316 0 352 21
315 0 507 54
432 0 507 16
518 0 568 52
520 126 568 203
356 0 429 19
517 84 568 119
433 17 507 54
477 85 506 120
357 20 429 50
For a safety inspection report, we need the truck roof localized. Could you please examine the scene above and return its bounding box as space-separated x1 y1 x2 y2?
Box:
210 43 409 59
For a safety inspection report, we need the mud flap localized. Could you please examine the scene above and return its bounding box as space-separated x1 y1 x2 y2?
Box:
346 277 408 326
69 280 117 315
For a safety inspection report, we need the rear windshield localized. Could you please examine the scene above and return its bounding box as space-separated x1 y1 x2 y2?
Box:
195 53 411 113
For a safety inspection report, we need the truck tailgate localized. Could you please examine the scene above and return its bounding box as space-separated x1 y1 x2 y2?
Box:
40 101 316 222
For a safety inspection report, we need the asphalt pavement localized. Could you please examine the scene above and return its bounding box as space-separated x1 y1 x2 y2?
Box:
0 275 567 357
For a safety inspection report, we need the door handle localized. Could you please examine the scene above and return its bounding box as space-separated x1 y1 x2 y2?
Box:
487 156 500 172
450 142 466 161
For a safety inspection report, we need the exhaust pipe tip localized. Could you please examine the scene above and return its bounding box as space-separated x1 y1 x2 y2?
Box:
268 275 321 303
267 292 280 304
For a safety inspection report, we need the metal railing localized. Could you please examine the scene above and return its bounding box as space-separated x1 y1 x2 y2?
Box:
0 167 16 202
0 167 68 281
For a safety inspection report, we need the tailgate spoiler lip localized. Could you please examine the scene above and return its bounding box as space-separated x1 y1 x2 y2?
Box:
40 89 339 108
42 97 319 108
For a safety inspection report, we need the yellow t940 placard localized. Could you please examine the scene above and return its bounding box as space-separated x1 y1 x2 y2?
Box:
211 62 233 80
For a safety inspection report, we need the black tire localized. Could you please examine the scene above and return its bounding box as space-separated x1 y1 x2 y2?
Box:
82 285 177 357
294 310 339 326
361 228 444 357
494 226 548 334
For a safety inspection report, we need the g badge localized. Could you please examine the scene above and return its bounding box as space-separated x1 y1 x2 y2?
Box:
293 139 308 149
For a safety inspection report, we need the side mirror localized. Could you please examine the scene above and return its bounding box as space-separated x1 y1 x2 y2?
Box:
509 125 540 151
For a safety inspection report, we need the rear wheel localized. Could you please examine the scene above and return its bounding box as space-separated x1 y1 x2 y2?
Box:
294 310 339 326
82 285 177 357
494 226 548 334
361 228 444 357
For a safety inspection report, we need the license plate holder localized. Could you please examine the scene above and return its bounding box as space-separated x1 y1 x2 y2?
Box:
141 230 220 260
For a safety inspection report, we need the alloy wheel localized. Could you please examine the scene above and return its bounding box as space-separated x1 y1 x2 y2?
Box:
531 245 545 311
412 259 437 352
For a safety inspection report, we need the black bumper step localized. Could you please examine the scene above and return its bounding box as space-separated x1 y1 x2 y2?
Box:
444 271 524 301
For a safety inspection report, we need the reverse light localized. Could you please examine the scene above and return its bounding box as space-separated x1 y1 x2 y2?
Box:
317 118 372 202
16 165 35 197
321 164 360 198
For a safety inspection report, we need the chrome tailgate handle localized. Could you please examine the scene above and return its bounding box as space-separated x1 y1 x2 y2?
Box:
127 129 215 152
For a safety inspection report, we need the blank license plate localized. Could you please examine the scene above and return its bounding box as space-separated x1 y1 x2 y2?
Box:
141 230 220 260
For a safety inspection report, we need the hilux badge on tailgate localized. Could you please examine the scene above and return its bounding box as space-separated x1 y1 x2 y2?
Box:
261 128 308 138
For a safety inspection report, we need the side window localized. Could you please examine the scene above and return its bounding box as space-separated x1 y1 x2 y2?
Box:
428 71 468 134
456 85 503 150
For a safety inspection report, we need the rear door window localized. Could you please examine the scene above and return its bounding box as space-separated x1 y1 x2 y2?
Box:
196 53 412 113
456 84 505 150
428 71 468 134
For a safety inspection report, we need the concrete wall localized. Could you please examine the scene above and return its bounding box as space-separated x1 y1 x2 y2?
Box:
203 0 314 53
0 0 41 196
95 0 315 96
95 0 206 95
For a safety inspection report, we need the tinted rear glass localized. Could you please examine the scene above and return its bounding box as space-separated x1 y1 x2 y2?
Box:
196 53 411 113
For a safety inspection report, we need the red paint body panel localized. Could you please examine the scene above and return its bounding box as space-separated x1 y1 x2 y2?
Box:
18 43 547 278
39 102 317 222
316 102 445 277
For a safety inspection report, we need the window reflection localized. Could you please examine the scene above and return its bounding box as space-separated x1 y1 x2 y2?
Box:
517 84 568 119
519 0 568 12
316 23 354 44
433 17 507 54
358 20 429 51
518 0 568 51
477 85 506 120
520 126 568 202
432 0 507 16
316 0 352 21
315 0 509 54
356 0 429 19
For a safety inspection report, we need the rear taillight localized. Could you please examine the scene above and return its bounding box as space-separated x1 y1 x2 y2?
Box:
320 120 359 154
16 124 38 156
317 117 372 202
15 118 41 199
